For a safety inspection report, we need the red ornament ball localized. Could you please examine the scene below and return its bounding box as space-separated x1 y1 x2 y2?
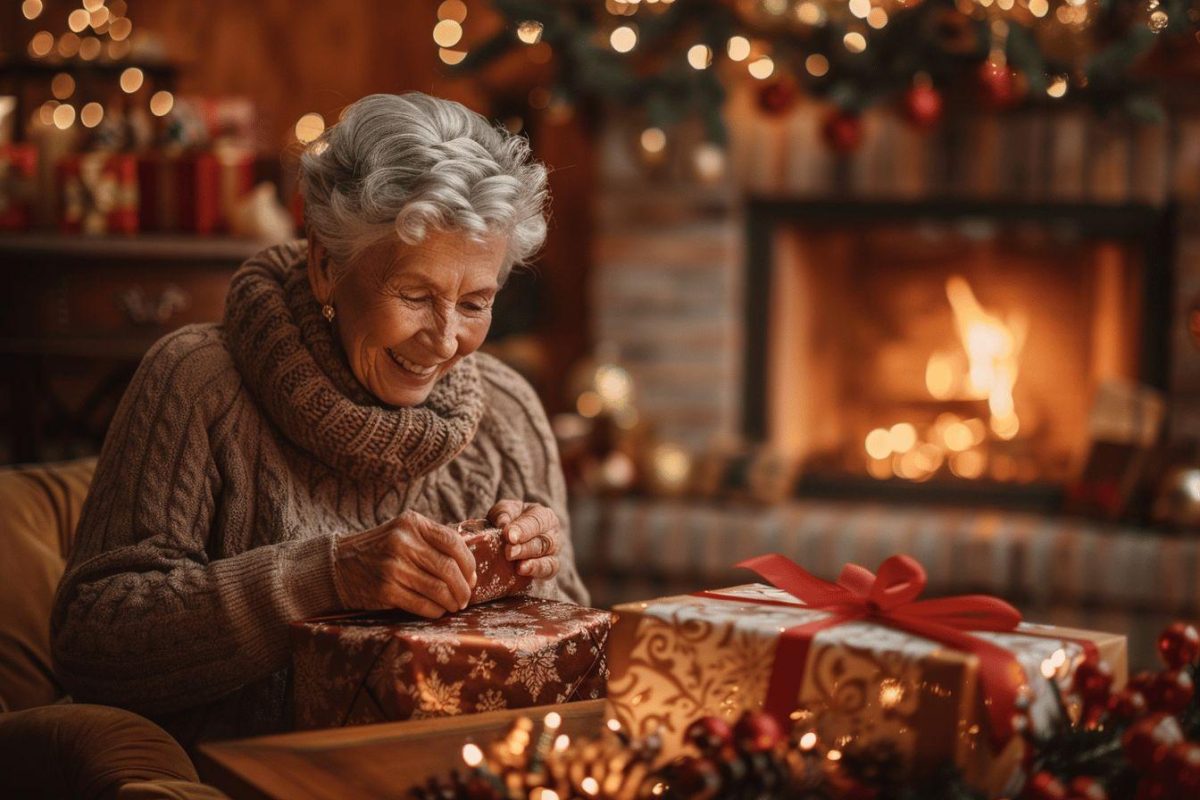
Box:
1122 713 1185 773
1148 669 1195 714
1073 659 1115 705
685 716 733 753
902 83 943 129
1023 771 1067 800
1067 776 1108 800
732 711 783 753
978 61 1018 110
821 110 863 154
1108 688 1149 722
1157 742 1200 794
756 80 799 117
1129 671 1158 695
1158 622 1200 669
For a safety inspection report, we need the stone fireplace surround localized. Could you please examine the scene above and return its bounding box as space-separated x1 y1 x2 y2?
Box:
574 90 1200 667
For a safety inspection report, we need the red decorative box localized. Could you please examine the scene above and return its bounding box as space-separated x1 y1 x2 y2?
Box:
457 518 532 605
0 144 37 231
58 152 138 235
291 596 611 730
137 147 253 234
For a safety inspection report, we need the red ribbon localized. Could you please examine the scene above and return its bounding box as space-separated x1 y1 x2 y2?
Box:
701 553 1031 749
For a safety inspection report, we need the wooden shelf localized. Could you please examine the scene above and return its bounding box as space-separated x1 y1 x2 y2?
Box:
0 232 270 265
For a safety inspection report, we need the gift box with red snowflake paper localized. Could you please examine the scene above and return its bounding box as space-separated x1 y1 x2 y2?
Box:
291 596 611 730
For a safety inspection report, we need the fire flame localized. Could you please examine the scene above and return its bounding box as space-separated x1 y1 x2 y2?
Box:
867 276 1028 481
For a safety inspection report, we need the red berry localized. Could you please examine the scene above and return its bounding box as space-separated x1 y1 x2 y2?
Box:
1108 688 1149 722
732 710 783 753
1023 771 1067 800
684 716 733 753
1158 622 1200 669
1073 659 1115 705
1148 669 1194 714
1066 776 1107 800
820 110 863 154
1122 713 1184 772
1157 742 1200 793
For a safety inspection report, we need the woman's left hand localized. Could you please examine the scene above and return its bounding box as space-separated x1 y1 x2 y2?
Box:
487 500 562 580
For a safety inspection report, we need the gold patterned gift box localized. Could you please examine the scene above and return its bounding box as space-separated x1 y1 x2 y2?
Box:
292 596 612 730
605 578 1126 796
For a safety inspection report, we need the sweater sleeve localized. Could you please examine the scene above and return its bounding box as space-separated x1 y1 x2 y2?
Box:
475 356 590 607
50 326 341 717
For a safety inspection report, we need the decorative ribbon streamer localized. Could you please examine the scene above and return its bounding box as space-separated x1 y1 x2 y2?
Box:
697 553 1031 749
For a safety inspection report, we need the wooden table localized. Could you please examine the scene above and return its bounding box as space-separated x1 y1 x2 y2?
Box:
198 700 607 800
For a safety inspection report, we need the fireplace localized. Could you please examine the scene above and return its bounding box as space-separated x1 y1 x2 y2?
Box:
742 199 1175 508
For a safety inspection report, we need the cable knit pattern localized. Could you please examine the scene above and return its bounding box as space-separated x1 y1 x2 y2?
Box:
50 241 588 748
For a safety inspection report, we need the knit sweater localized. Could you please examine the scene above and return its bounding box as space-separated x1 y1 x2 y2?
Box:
50 240 588 746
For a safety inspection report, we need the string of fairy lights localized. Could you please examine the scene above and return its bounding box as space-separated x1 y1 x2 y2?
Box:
19 0 176 134
420 0 1200 160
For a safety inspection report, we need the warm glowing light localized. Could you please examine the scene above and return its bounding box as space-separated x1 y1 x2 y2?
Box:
748 56 775 79
640 127 666 153
865 428 891 460
611 25 638 52
439 48 467 65
57 33 81 58
51 73 76 100
943 422 974 452
925 352 957 399
68 8 91 32
294 112 325 143
727 35 751 61
1028 0 1049 16
90 6 110 28
595 364 633 405
843 32 867 53
692 142 725 182
879 678 905 709
537 790 560 800
544 711 562 729
606 718 622 732
462 743 483 767
80 102 104 128
82 0 104 10
888 423 917 453
581 776 600 795
37 101 58 127
119 67 144 93
78 36 102 60
651 443 691 490
945 275 1027 441
29 31 54 57
867 8 888 28
1047 76 1068 98
438 0 468 22
553 734 570 752
21 0 43 20
517 20 544 44
52 103 76 130
849 0 871 18
799 731 818 750
149 91 175 117
827 749 842 761
433 19 463 47
1040 658 1057 679
796 1 824 25
805 53 829 77
577 391 603 418
965 418 986 444
950 449 986 480
687 44 712 69
109 16 132 41
866 457 893 479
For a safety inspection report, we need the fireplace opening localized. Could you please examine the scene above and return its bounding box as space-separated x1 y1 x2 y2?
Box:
743 200 1175 509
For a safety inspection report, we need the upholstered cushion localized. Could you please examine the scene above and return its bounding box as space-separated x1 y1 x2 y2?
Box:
0 703 202 800
0 458 96 711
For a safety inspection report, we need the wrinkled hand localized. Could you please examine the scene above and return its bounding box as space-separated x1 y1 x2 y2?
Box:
487 500 563 580
332 510 476 618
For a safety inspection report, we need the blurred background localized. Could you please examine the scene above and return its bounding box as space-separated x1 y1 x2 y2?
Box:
3 0 1200 667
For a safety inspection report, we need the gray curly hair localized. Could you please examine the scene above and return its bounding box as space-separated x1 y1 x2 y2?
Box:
298 93 549 282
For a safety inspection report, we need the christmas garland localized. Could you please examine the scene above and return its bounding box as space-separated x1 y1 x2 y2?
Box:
411 622 1200 800
455 0 1200 143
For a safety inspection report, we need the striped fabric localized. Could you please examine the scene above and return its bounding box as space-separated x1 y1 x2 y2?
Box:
571 495 1197 671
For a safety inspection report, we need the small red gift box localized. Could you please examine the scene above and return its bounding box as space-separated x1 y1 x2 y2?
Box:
0 144 37 231
58 152 138 235
291 596 612 730
457 518 532 605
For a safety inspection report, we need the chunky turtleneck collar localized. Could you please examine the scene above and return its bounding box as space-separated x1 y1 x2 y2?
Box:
223 240 485 484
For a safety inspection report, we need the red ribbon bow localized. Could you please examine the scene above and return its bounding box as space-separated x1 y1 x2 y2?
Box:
716 553 1029 748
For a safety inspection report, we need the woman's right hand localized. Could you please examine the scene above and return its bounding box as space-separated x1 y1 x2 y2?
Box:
332 510 477 617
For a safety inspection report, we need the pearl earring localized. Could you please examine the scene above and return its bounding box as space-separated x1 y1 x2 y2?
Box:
322 304 336 322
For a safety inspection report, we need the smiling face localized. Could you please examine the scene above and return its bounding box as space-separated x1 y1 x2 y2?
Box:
308 228 505 407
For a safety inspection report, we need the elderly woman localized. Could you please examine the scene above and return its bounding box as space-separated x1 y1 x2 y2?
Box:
50 93 588 745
